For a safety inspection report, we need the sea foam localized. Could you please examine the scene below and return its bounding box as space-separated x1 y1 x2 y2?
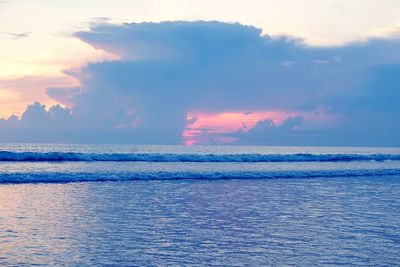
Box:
1 169 400 184
0 151 400 162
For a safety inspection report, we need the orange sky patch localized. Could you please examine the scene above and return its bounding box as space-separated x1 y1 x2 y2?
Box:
0 75 78 119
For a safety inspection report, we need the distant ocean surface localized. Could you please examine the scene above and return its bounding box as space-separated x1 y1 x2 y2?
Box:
1 144 400 265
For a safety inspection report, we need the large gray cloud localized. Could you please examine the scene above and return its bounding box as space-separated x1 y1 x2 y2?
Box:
1 21 400 145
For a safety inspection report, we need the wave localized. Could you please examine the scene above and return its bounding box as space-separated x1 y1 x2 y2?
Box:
0 151 400 163
1 169 400 184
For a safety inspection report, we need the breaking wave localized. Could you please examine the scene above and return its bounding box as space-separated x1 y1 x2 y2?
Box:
0 151 400 162
1 169 400 184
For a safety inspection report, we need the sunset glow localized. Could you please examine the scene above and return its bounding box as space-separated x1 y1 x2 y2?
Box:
1 2 400 265
0 75 78 118
1 1 399 146
183 110 299 145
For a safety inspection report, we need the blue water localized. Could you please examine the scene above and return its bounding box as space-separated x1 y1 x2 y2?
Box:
1 144 400 183
1 144 400 265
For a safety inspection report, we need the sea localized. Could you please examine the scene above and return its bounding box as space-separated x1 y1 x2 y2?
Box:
1 144 400 266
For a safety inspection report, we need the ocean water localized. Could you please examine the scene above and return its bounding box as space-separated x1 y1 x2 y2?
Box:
1 144 400 265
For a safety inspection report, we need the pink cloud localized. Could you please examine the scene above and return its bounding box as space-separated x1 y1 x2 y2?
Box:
0 75 78 118
183 110 300 145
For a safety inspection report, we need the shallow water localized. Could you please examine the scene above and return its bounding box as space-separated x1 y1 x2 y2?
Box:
1 176 400 266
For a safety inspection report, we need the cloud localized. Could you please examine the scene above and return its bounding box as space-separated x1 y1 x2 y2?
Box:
235 116 304 145
0 102 73 129
0 75 76 118
1 21 400 146
0 31 31 40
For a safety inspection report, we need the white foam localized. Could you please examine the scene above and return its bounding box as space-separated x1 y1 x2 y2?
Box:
1 169 400 184
1 151 400 162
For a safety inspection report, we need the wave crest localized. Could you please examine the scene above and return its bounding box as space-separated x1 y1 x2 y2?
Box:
0 151 400 162
1 169 400 184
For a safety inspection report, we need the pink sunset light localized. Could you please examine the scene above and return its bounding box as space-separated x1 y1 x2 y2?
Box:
183 110 299 145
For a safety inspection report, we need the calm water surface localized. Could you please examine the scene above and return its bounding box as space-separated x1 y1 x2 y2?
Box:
1 176 400 266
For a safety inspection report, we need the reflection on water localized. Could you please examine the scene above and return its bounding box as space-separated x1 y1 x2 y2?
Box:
1 177 400 266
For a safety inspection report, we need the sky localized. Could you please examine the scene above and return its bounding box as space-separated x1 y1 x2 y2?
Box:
0 0 400 146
